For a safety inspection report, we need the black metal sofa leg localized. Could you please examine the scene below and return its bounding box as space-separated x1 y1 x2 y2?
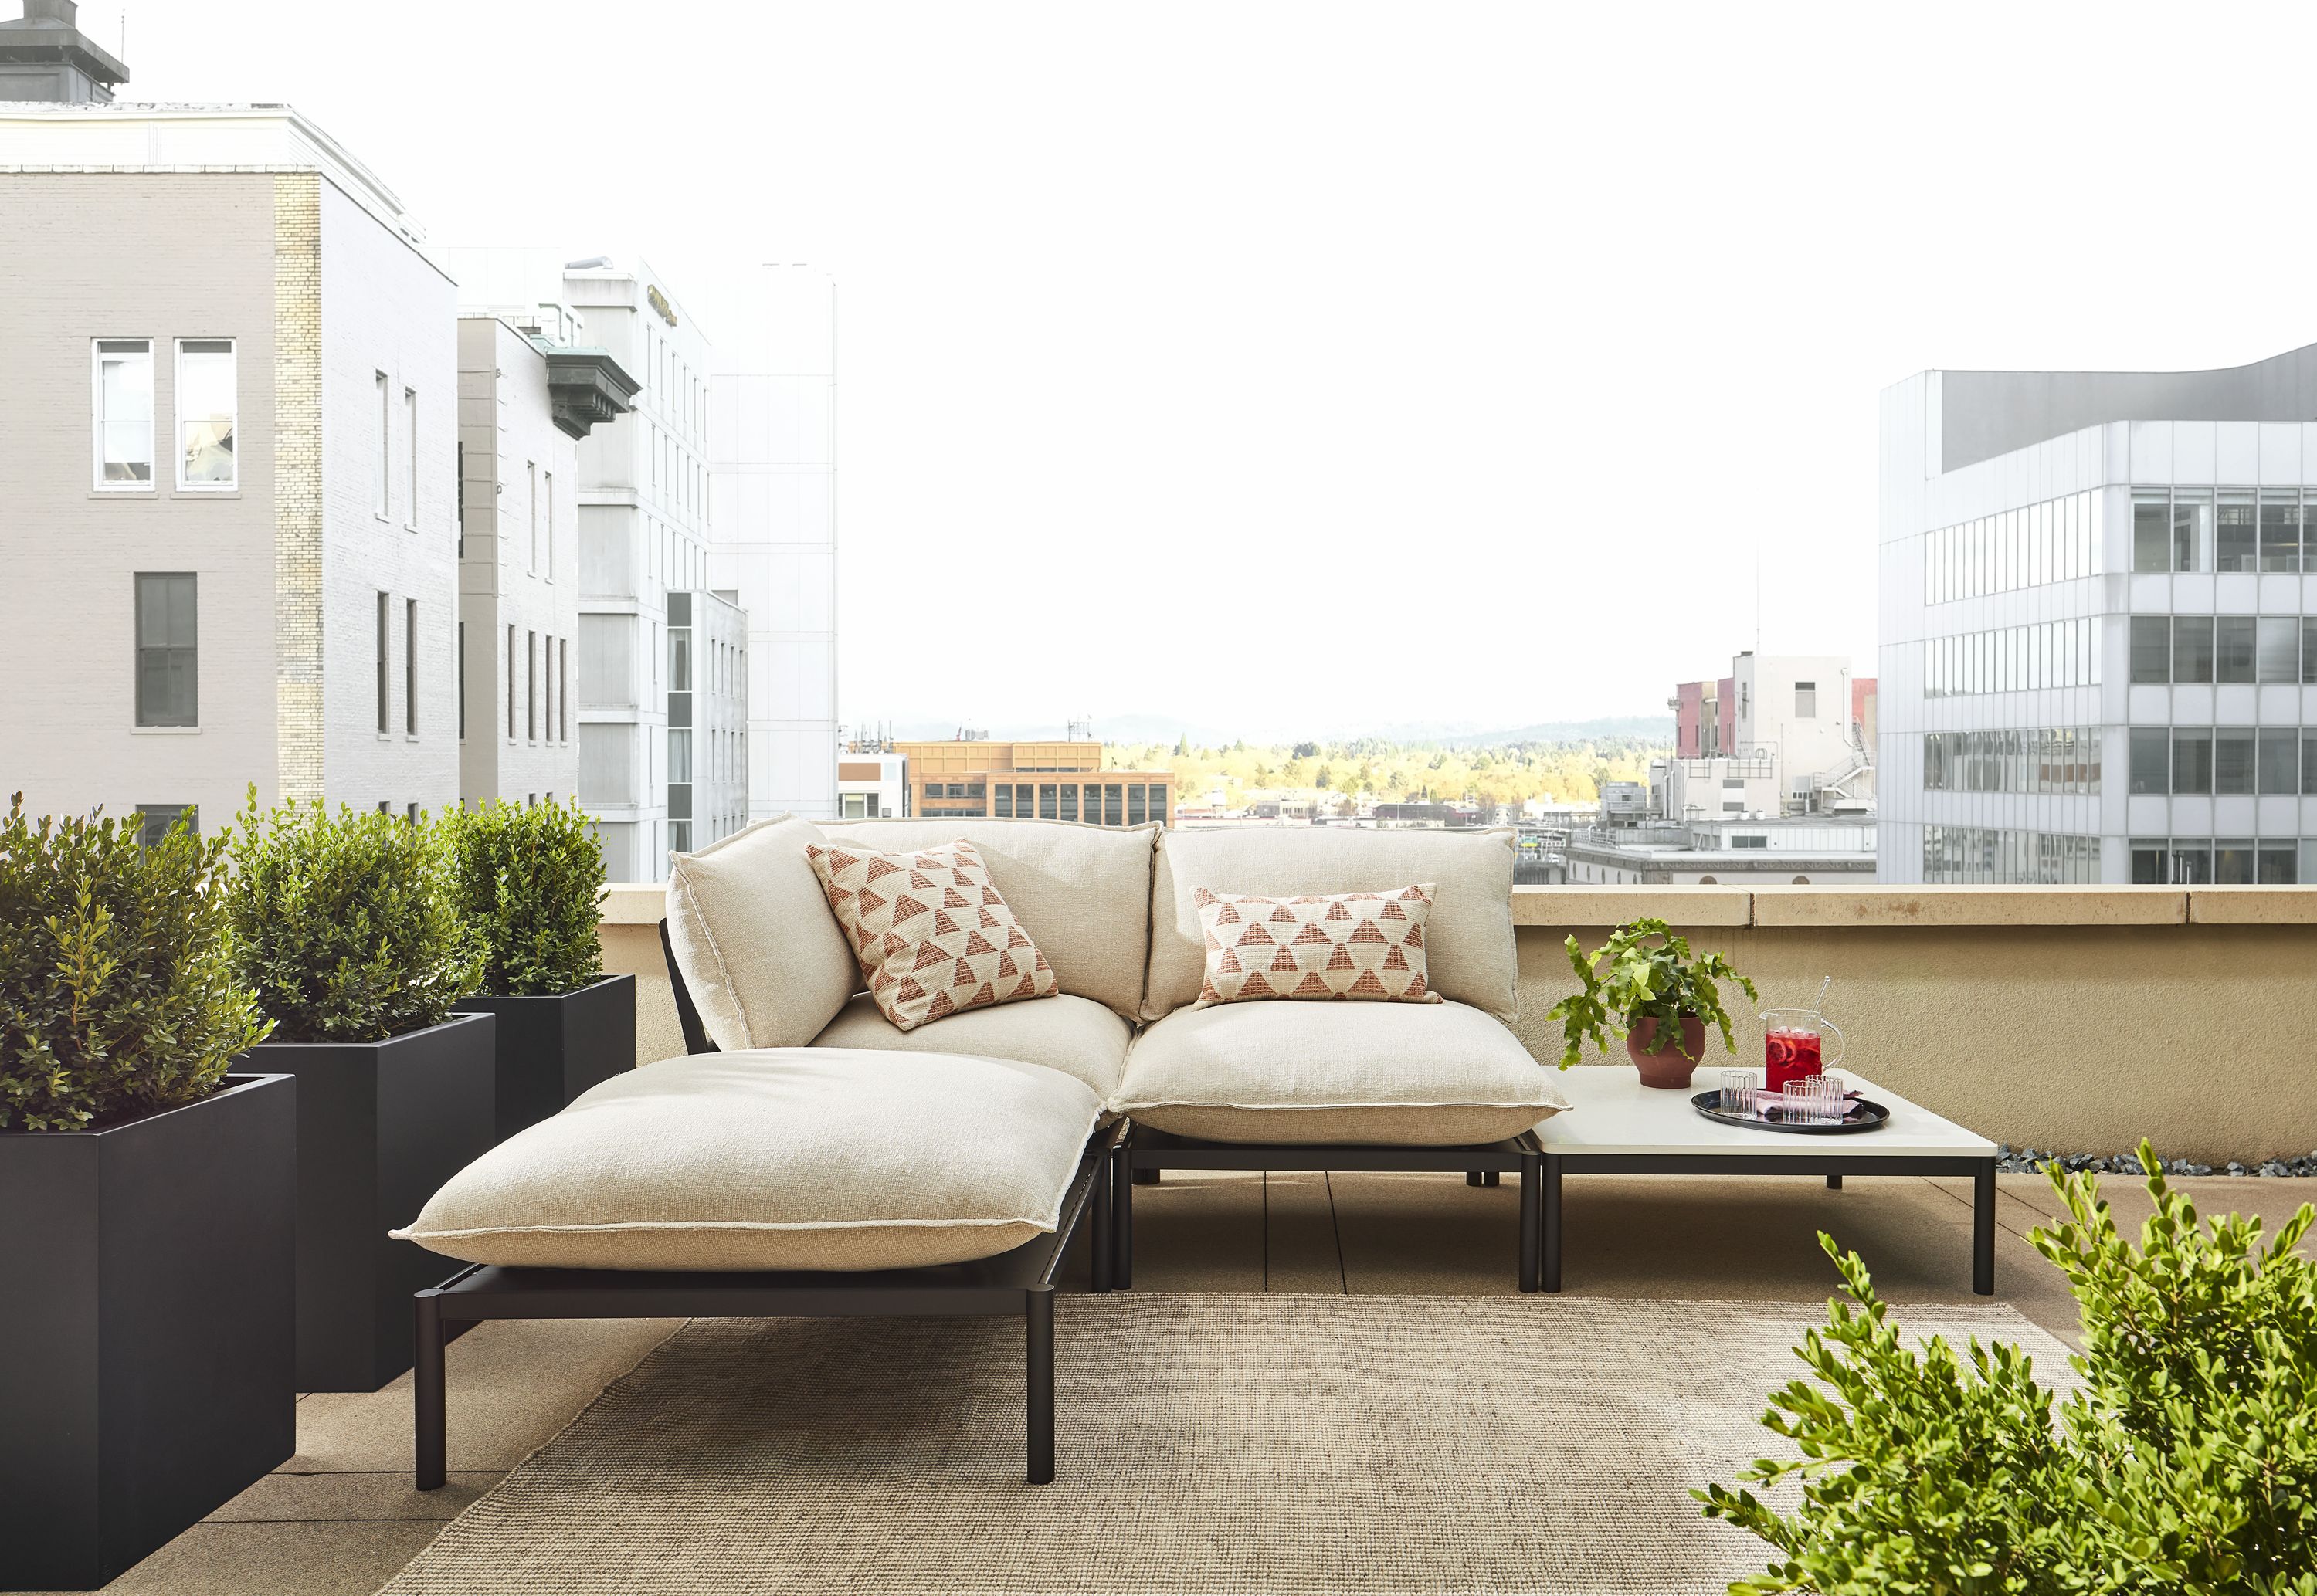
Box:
1026 1285 1055 1484
414 1291 447 1490
1111 1141 1135 1291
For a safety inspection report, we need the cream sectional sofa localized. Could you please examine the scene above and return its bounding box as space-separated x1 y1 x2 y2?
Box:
662 813 1566 1151
395 812 1566 1488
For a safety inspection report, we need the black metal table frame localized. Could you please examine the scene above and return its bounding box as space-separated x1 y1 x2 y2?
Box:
1114 1125 1545 1293
1538 1150 1997 1295
413 1119 1124 1489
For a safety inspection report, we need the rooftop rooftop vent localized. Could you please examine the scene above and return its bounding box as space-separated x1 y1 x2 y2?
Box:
0 0 129 103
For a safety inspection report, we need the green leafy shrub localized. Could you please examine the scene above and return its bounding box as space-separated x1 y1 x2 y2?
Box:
439 798 606 997
229 794 483 1043
1544 916 1756 1066
1699 1144 2317 1594
0 795 271 1131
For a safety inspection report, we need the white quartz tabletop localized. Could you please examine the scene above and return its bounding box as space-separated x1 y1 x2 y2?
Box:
1533 1066 1997 1157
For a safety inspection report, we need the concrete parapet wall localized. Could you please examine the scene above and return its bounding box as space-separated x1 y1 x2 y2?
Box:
599 883 2317 1161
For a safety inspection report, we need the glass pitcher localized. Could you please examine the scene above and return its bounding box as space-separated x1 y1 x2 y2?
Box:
1762 1007 1843 1092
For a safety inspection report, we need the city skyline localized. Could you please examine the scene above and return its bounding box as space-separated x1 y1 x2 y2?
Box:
83 0 2317 731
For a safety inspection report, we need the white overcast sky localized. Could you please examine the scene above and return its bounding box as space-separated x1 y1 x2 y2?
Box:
92 0 2317 738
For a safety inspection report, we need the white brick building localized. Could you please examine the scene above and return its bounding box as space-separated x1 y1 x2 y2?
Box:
0 102 459 835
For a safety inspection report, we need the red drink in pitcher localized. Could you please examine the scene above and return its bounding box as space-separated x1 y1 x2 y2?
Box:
1764 1027 1822 1092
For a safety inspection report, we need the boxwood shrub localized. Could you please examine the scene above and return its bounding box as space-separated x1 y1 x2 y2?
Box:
439 797 606 998
0 795 272 1131
1701 1144 2317 1594
229 795 483 1044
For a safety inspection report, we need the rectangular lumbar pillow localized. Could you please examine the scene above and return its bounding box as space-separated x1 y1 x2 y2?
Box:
392 1048 1101 1271
807 838 1059 1031
1193 885 1442 1007
1145 827 1518 1024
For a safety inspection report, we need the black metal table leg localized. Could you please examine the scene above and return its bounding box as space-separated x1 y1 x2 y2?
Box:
1518 1147 1542 1293
1973 1158 1996 1296
1827 1173 1844 1191
413 1290 446 1490
1025 1285 1055 1485
1111 1141 1134 1292
1090 1149 1113 1293
1541 1154 1563 1293
1466 1170 1484 1187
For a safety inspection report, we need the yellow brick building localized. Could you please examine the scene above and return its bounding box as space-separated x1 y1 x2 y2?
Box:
893 740 1175 827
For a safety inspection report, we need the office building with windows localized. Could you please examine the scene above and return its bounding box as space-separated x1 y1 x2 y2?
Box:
451 249 724 879
891 738 1175 827
454 308 635 807
711 266 839 822
0 98 459 836
836 740 910 821
1880 345 2317 883
665 589 748 856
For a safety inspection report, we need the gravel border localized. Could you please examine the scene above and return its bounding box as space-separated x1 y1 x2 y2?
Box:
1998 1145 2317 1178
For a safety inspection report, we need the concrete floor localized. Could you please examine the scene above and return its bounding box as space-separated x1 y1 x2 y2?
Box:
21 1168 2315 1596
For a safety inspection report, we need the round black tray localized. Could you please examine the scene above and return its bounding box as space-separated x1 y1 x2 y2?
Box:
1690 1092 1891 1134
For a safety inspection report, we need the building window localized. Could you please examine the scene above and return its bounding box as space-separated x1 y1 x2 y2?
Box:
1793 681 1817 719
1128 785 1147 826
458 620 466 740
174 339 236 489
134 804 197 847
93 339 154 488
558 637 569 742
2132 492 2169 573
403 388 418 528
2130 730 2169 798
376 592 392 733
1038 784 1057 820
405 599 418 734
2258 730 2298 795
2258 617 2299 683
543 470 555 579
994 787 1013 818
2129 617 2169 684
1059 784 1078 822
2217 493 2258 573
1730 835 1767 850
456 440 466 557
506 625 516 739
1104 784 1123 826
1151 787 1169 825
2173 616 2214 684
527 462 538 572
2214 617 2258 684
2214 729 2256 795
2171 729 2213 795
668 728 691 782
375 372 391 517
840 793 870 820
134 573 197 727
2261 493 2302 573
406 802 419 825
2173 491 2211 571
527 630 538 740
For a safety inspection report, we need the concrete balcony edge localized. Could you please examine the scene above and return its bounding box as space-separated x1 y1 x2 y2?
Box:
604 880 2317 930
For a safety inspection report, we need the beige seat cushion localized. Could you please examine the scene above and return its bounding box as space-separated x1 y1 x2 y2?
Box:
1146 828 1518 1025
666 815 857 1052
824 819 1156 1019
812 991 1133 1102
1113 999 1569 1146
392 1048 1102 1272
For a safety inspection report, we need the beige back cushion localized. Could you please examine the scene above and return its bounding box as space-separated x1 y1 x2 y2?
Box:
823 819 1156 1019
1146 827 1518 1024
665 814 857 1052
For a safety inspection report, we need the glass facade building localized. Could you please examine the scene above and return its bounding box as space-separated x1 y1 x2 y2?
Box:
1881 351 2317 884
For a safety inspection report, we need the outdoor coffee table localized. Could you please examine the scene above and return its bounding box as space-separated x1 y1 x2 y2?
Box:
1532 1066 2000 1295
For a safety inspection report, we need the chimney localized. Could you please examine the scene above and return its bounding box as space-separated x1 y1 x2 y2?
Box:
0 0 131 103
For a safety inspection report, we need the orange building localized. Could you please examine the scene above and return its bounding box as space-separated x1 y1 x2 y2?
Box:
892 738 1175 827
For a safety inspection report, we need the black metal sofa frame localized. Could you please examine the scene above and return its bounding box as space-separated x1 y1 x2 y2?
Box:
1112 1126 1545 1293
409 925 1120 1488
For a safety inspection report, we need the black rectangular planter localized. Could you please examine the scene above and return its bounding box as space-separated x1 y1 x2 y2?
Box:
250 1011 497 1392
454 973 636 1142
0 1073 297 1591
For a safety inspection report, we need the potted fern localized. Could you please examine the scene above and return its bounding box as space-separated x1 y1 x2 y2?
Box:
1544 917 1756 1089
0 797 293 1590
231 795 494 1393
445 798 632 1141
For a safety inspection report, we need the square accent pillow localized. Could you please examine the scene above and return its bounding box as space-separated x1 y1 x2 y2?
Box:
806 839 1058 1031
1192 885 1443 1007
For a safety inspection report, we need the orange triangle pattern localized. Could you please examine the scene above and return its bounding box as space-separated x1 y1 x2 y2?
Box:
805 838 1057 1031
1186 883 1443 1008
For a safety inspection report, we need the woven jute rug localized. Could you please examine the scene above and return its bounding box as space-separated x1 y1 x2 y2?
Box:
380 1293 2075 1594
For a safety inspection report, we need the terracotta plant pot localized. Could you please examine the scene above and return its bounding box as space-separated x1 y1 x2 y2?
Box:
1625 1015 1707 1089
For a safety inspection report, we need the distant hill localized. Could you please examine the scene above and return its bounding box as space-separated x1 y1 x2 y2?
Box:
862 712 1674 750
